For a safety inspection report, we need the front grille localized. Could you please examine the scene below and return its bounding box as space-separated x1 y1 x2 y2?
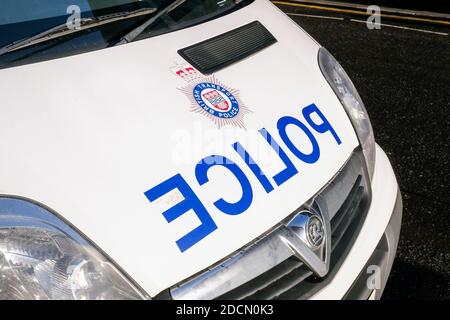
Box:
170 148 371 300
218 174 368 300
219 256 310 300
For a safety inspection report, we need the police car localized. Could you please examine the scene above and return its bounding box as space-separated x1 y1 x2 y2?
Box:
0 0 402 300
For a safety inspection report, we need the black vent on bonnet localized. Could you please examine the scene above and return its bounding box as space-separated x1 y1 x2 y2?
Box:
178 21 277 74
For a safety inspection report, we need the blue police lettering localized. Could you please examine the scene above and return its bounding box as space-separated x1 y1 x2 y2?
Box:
144 174 217 252
196 155 253 215
259 128 299 186
144 103 341 252
232 142 274 194
303 103 342 145
277 115 321 164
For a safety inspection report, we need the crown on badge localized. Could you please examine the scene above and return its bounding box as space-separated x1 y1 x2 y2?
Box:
171 63 202 83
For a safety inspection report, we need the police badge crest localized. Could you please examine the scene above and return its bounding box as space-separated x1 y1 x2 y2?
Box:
171 63 252 129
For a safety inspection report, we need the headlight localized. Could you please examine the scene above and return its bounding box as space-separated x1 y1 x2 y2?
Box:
318 47 375 179
0 197 147 300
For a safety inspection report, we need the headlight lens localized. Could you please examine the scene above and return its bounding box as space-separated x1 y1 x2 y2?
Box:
0 197 146 300
318 47 375 179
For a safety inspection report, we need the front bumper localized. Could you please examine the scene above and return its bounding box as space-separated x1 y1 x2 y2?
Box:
311 144 402 299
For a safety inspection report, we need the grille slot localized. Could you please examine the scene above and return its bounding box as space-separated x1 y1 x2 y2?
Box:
247 264 313 300
219 257 311 300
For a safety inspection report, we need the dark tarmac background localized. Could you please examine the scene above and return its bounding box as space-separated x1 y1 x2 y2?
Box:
275 1 450 300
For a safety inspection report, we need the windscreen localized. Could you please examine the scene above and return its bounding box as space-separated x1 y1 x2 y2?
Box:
0 0 254 69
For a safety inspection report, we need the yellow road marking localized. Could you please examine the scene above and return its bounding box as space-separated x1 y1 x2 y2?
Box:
286 12 345 20
351 19 448 35
272 1 450 26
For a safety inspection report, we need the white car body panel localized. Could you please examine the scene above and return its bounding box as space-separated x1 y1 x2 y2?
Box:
0 0 367 297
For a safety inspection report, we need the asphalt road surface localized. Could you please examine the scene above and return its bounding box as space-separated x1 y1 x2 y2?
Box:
275 2 450 300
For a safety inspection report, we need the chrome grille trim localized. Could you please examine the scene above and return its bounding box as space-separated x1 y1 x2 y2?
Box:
170 226 295 300
221 257 308 300
170 148 371 300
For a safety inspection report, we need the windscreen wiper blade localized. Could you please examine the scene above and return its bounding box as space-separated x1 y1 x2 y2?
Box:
0 7 157 56
113 0 187 46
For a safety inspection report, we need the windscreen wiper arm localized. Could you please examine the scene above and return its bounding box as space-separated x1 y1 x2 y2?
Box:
113 0 187 46
0 7 157 56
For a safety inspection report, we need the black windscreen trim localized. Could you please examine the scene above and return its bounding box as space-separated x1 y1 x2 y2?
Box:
178 21 277 74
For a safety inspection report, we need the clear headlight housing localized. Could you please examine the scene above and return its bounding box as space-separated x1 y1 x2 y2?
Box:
318 47 376 179
0 197 146 300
